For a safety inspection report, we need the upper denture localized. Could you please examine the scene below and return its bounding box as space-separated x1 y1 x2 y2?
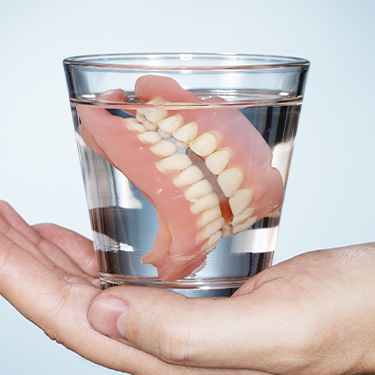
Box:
77 75 284 281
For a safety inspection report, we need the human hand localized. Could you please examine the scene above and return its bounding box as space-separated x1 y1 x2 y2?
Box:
1 199 375 375
88 243 375 375
0 200 257 375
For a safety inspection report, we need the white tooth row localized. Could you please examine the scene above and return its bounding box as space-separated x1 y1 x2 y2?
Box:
123 115 223 251
128 99 258 237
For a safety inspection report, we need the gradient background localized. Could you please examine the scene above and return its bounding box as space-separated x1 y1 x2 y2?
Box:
1 1 374 374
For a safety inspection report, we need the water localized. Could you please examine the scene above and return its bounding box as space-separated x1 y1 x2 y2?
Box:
71 90 301 295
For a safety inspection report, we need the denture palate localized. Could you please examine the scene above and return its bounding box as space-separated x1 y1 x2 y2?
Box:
77 75 284 281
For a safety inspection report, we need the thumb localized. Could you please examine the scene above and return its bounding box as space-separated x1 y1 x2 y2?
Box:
87 285 287 372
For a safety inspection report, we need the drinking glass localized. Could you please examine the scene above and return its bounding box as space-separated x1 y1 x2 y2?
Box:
63 53 309 297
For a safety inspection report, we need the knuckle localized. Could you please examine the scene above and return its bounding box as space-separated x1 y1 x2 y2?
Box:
0 237 15 275
42 321 59 342
127 294 201 366
42 320 66 347
155 321 193 365
39 283 74 342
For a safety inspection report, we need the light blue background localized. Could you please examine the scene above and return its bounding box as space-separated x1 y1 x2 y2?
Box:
1 0 374 374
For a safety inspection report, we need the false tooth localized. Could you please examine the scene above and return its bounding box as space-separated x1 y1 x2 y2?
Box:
221 223 232 238
229 188 254 216
139 99 168 124
197 217 225 243
205 149 231 175
122 118 147 133
193 192 220 213
156 153 192 172
145 111 167 124
232 216 258 234
147 98 167 106
204 230 223 254
172 122 198 144
138 131 163 144
143 119 158 131
205 242 220 254
231 207 256 226
189 132 218 157
175 140 189 149
217 168 244 198
197 206 222 228
136 113 146 123
185 179 213 200
150 140 178 157
158 129 172 139
158 115 183 134
207 230 222 247
174 165 204 186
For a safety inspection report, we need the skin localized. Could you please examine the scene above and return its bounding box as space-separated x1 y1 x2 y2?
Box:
0 199 375 375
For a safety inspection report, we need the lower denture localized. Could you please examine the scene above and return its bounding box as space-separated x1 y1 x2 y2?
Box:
77 75 284 281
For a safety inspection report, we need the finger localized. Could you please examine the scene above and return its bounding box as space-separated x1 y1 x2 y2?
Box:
88 285 294 373
0 232 261 375
33 223 98 278
0 200 68 276
0 200 43 244
0 201 94 281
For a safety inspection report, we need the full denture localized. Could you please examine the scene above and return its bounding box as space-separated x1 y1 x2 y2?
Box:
77 75 284 281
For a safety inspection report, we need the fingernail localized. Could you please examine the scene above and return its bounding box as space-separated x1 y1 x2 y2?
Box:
88 298 127 338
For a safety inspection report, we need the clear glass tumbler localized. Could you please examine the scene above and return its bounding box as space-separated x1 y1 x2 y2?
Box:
63 53 309 297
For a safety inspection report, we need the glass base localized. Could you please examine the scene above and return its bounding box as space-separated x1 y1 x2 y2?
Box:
99 273 245 297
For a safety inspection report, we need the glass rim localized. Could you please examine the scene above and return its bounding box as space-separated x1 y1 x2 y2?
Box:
63 52 310 71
